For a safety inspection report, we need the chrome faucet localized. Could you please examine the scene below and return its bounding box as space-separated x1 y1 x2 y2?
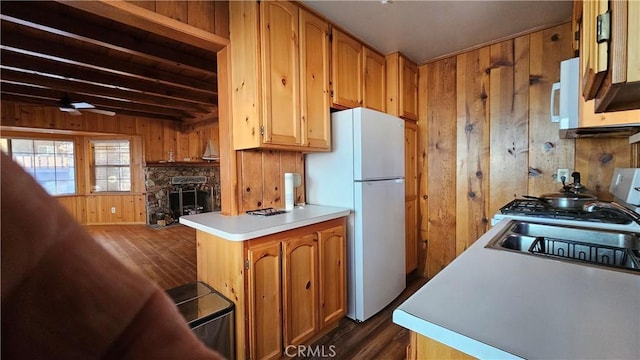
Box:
583 201 640 226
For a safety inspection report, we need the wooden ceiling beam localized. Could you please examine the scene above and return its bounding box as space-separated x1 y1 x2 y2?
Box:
1 23 217 92
0 68 211 113
1 82 195 120
56 0 229 52
1 2 217 75
0 50 218 106
1 93 182 122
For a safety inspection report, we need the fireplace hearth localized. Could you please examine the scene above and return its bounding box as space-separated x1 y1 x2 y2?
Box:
144 166 220 226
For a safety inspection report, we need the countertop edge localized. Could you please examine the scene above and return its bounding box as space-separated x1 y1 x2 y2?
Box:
179 207 351 241
392 309 522 360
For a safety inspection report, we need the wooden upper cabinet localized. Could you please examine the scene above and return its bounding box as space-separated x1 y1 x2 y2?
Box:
261 1 301 147
229 1 330 151
363 46 386 112
331 28 363 109
386 52 418 121
580 0 640 112
282 234 319 346
299 9 331 149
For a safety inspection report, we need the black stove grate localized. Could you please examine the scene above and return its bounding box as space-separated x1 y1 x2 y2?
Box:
499 199 632 224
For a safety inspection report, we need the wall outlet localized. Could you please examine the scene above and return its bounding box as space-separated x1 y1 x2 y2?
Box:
557 168 570 183
111 207 116 214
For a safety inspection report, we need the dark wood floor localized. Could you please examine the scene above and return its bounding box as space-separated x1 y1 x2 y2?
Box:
86 223 428 360
86 223 198 290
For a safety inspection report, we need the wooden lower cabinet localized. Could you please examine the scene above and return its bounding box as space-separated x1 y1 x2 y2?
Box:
247 241 282 360
196 217 346 360
282 234 319 346
317 225 347 327
408 331 476 360
405 199 418 273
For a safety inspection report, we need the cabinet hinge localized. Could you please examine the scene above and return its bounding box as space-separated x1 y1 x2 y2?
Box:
245 259 250 270
330 90 334 98
260 126 264 136
596 10 610 44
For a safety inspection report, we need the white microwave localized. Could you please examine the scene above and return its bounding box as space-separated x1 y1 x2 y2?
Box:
550 57 579 138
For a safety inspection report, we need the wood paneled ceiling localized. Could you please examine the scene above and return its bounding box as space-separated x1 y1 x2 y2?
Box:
0 1 228 126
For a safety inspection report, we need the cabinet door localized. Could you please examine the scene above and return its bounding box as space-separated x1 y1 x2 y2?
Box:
331 28 362 109
282 234 318 346
317 225 346 328
299 9 331 149
247 241 282 360
260 1 301 146
404 122 418 199
404 122 418 273
399 55 419 120
581 0 608 100
405 199 418 273
363 46 386 112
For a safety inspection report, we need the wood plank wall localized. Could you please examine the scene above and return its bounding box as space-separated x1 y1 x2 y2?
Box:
418 22 636 279
0 101 218 224
126 0 229 38
237 149 306 213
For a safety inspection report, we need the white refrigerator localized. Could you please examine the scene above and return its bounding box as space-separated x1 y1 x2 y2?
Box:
306 107 405 322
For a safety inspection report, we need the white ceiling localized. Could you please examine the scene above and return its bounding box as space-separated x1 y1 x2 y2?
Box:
302 0 573 64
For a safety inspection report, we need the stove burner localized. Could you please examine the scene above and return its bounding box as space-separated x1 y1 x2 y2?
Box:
246 208 288 216
500 199 633 225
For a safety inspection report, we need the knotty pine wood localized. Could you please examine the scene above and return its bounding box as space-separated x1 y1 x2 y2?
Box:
575 138 632 201
405 122 418 273
455 47 490 256
1 101 217 225
417 22 636 279
1 101 219 163
488 35 530 220
400 55 419 121
417 65 429 276
196 230 247 360
217 46 239 215
229 1 262 151
408 331 475 360
362 46 386 112
527 24 575 197
237 149 305 213
86 224 198 290
125 1 229 39
425 56 457 279
331 28 363 109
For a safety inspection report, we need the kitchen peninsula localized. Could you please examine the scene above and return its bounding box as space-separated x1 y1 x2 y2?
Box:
393 219 640 360
180 205 350 360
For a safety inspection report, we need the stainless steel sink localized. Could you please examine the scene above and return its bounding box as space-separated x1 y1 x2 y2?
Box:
487 221 640 273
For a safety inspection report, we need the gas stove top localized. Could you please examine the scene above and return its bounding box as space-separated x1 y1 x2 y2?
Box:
493 168 640 235
499 199 633 224
492 199 640 232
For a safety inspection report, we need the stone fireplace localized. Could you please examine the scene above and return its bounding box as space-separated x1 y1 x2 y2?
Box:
144 165 220 226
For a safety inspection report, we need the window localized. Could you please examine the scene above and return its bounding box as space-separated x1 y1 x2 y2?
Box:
91 140 131 192
1 137 76 195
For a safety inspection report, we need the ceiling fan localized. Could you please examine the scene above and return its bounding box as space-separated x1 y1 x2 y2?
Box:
59 93 116 116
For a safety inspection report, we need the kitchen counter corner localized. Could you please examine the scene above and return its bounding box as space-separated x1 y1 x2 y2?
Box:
179 204 351 241
393 219 640 359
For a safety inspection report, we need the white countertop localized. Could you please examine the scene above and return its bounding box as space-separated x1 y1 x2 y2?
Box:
179 204 350 241
393 219 640 359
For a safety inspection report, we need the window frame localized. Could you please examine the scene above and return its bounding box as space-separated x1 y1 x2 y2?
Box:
1 136 77 196
89 139 132 193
